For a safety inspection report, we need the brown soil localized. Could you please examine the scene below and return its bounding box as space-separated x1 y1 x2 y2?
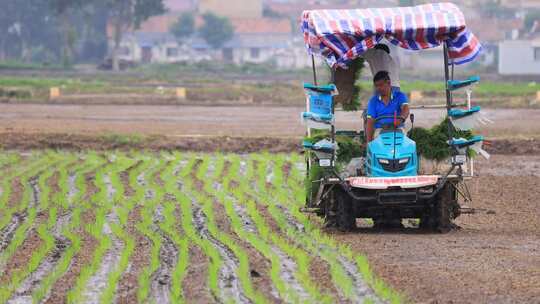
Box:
331 174 540 303
1 131 538 156
192 161 279 302
116 159 149 304
309 256 348 303
0 225 45 285
44 168 101 303
183 245 213 303
7 177 23 209
0 172 49 285
116 206 150 304
0 105 539 140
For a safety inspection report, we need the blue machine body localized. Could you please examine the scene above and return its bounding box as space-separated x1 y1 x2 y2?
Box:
365 130 419 177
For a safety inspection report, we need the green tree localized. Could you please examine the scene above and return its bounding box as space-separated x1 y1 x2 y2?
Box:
399 0 415 6
525 10 540 31
198 13 234 49
170 12 195 42
0 0 62 63
50 0 87 67
104 0 166 71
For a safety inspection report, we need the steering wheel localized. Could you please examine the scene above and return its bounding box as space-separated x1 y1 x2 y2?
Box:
367 115 405 130
372 114 405 123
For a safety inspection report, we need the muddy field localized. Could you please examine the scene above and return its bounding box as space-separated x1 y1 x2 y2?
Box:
1 104 540 139
0 151 538 303
0 102 539 303
0 151 395 303
336 155 540 303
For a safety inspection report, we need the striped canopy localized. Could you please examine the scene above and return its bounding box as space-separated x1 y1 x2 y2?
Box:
302 2 481 68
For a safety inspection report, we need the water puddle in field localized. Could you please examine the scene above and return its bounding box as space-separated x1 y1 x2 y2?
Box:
67 173 78 203
277 201 381 303
0 212 26 253
188 193 249 304
149 204 178 304
219 182 308 301
8 211 72 303
82 174 124 304
0 176 40 270
29 176 40 208
137 170 155 200
263 163 382 303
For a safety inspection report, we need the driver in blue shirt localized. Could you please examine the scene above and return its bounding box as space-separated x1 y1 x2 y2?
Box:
366 71 410 142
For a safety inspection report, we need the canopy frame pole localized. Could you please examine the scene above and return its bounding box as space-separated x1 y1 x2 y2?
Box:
443 42 454 150
330 68 336 166
311 54 318 85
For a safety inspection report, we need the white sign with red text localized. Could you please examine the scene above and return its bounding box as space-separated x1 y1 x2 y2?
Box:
347 175 439 189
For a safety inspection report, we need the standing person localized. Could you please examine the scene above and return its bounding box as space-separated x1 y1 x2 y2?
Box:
362 44 400 90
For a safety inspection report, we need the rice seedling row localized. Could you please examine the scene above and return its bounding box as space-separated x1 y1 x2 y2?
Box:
0 150 400 304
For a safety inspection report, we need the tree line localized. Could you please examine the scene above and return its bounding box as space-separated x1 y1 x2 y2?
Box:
1 0 165 70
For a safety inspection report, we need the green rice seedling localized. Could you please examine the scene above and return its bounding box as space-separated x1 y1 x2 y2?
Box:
159 152 190 303
221 154 326 303
0 153 65 269
66 153 128 303
136 158 168 303
248 153 361 301
31 152 107 302
0 221 55 302
189 155 266 304
100 152 139 303
171 153 224 301
278 154 403 304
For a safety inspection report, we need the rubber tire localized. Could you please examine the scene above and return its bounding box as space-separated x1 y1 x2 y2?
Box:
421 183 456 233
335 189 356 231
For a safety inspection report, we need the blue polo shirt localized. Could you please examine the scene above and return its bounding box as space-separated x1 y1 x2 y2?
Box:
366 89 408 128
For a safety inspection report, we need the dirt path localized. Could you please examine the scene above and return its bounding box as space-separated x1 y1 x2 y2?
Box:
331 155 540 303
0 104 539 139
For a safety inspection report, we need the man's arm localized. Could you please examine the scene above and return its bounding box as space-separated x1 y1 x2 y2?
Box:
365 98 376 142
400 104 410 122
366 118 375 142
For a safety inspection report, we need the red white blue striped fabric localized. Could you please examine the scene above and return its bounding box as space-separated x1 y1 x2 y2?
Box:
302 2 481 68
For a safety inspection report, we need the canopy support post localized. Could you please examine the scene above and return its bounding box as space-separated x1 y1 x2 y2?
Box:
311 55 318 85
330 68 336 166
443 42 454 154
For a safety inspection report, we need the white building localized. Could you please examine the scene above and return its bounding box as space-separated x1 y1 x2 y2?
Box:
498 39 540 76
113 32 184 63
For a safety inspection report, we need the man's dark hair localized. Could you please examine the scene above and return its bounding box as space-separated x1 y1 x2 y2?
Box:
373 70 390 83
374 44 390 54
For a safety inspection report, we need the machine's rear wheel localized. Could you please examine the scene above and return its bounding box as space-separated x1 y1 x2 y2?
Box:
335 188 356 231
420 183 457 233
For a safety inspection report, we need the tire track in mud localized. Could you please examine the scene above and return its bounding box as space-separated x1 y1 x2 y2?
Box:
228 189 309 301
190 199 250 304
171 157 213 303
116 159 150 304
8 210 71 303
0 178 26 254
224 157 311 301
260 158 383 303
0 175 42 273
43 158 105 304
82 172 124 303
203 158 279 302
149 203 178 304
185 158 250 304
7 169 73 303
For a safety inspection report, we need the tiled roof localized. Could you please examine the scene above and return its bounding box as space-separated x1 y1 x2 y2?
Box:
229 18 291 34
138 14 183 33
132 14 291 35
